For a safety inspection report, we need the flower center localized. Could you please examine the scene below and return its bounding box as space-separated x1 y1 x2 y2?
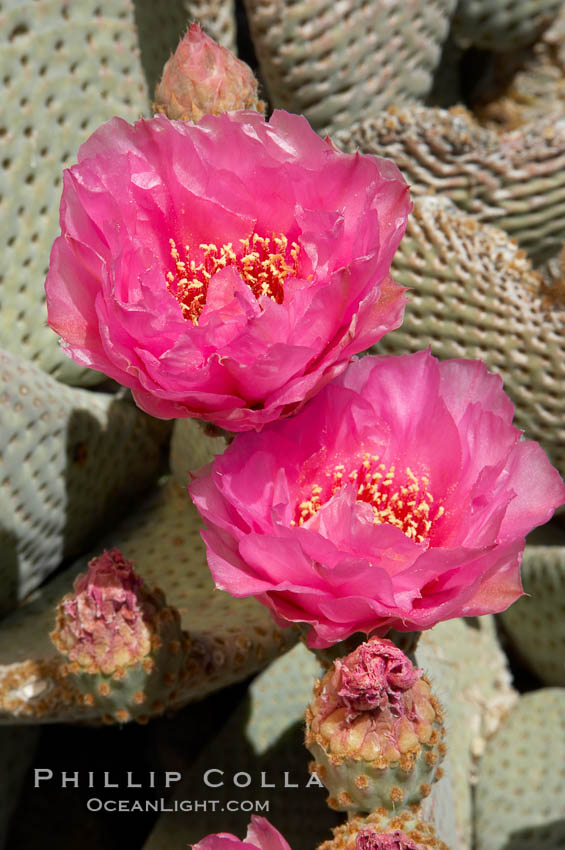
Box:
166 232 300 324
294 453 444 542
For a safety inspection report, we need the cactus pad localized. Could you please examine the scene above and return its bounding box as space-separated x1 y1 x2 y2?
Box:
415 617 517 850
243 0 456 134
362 196 565 483
170 418 229 486
335 105 565 264
499 524 565 686
0 348 169 615
474 688 565 850
0 479 297 724
452 0 562 51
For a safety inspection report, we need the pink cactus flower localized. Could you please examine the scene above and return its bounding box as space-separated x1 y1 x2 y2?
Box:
193 818 292 850
154 23 264 122
45 111 410 431
189 351 565 647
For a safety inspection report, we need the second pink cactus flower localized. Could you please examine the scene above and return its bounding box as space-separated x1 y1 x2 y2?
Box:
190 351 565 646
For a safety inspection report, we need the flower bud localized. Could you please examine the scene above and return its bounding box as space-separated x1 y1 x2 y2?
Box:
154 23 264 122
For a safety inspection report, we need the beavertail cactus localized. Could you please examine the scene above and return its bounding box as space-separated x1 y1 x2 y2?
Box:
243 0 457 134
153 23 264 122
335 105 565 264
452 0 562 51
474 689 565 850
51 548 190 723
0 347 169 615
318 808 449 850
305 638 446 812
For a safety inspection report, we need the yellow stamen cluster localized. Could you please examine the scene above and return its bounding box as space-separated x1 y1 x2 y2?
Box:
294 454 444 543
166 232 300 324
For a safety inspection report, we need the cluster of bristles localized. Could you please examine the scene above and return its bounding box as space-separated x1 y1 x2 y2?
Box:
166 232 301 323
294 454 444 542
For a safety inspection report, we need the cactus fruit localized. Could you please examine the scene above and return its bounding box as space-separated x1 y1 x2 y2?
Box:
335 105 565 264
317 808 450 850
305 638 446 813
357 195 565 483
474 688 565 850
0 348 170 615
242 0 457 135
50 549 190 724
499 523 565 686
451 0 562 51
415 617 517 850
0 480 297 724
153 23 263 122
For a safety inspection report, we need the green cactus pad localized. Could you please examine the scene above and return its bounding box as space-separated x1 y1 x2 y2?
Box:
499 524 565 686
169 418 229 486
416 617 517 850
243 0 456 134
0 348 170 616
335 105 565 264
474 688 565 850
360 195 565 483
0 479 297 724
452 0 562 51
469 6 565 131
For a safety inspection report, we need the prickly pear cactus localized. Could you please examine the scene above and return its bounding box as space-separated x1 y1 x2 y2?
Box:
170 418 229 486
472 8 565 133
415 617 517 850
474 688 565 850
335 105 565 264
452 0 563 51
499 524 565 686
0 479 297 724
243 0 457 134
0 0 236 385
0 348 170 615
365 196 565 483
305 639 446 813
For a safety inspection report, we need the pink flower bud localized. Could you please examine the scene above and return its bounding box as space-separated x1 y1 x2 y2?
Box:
154 23 264 122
